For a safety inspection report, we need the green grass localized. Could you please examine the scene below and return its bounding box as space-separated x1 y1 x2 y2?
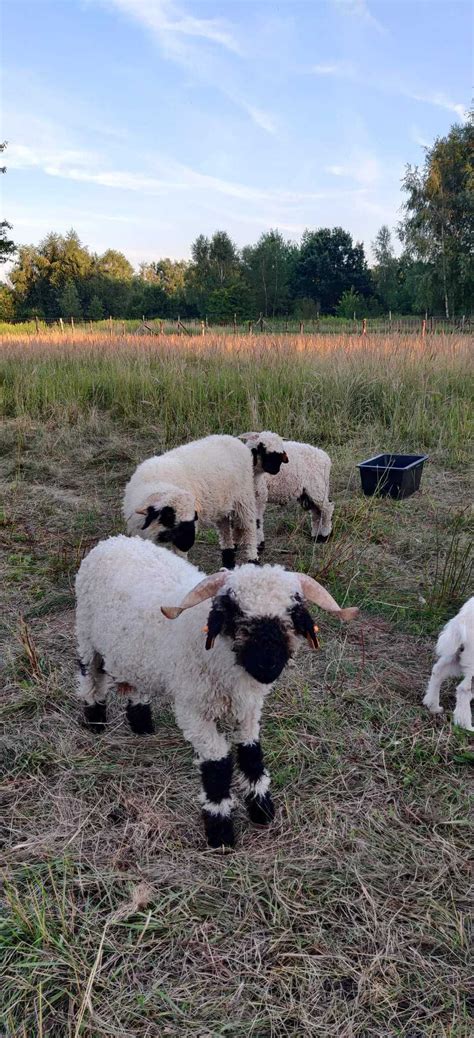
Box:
1 331 473 1036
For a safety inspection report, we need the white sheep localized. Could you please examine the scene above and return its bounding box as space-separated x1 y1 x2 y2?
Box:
123 434 281 569
241 433 334 550
75 535 358 848
423 596 474 732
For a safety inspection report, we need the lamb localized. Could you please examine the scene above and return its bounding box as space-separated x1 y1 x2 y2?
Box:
75 535 359 848
423 596 474 732
241 432 334 550
122 434 287 569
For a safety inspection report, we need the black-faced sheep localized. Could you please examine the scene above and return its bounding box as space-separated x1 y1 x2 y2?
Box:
240 433 334 551
123 434 283 569
75 536 358 848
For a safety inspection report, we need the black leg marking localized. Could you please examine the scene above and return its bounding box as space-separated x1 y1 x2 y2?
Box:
258 540 265 554
256 518 261 529
203 812 235 849
221 548 236 570
126 701 154 735
316 531 332 543
237 741 275 826
200 753 235 848
248 558 260 566
83 701 107 732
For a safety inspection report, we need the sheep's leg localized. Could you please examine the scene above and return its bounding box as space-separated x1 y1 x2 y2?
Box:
453 673 474 732
423 657 461 715
233 506 259 565
76 651 109 732
122 686 154 735
236 713 274 826
255 481 267 556
175 703 235 847
216 516 236 570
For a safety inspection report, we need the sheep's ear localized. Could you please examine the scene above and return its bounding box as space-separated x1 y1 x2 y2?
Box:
290 601 320 648
204 602 225 649
282 451 289 463
251 447 259 466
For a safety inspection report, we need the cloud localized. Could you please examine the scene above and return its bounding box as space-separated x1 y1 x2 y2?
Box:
309 61 467 123
312 60 354 76
6 140 368 208
325 154 381 185
403 89 467 122
108 0 242 55
103 0 279 135
333 0 387 35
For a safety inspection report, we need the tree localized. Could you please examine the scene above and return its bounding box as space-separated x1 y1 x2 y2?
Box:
372 226 399 312
292 227 372 313
0 142 16 265
398 114 474 316
242 230 297 316
95 249 134 280
0 284 15 320
59 279 82 319
88 294 105 321
188 231 242 314
336 287 365 318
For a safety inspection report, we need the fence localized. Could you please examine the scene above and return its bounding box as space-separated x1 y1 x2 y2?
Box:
1 313 472 337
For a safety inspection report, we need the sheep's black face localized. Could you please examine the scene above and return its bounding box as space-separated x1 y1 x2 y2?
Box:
252 442 289 476
235 617 291 683
206 593 292 685
142 505 197 552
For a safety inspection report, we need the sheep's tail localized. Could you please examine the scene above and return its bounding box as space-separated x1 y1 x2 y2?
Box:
436 616 465 659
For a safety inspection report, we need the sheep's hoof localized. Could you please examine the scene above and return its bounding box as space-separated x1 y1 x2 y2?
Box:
221 548 236 570
316 531 332 543
83 702 107 732
246 792 275 825
203 812 235 849
423 698 443 714
126 701 154 735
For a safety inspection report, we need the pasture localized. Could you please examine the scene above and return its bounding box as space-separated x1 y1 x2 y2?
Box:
1 331 473 1037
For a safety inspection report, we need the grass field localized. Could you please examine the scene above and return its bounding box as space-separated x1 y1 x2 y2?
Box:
1 332 473 1037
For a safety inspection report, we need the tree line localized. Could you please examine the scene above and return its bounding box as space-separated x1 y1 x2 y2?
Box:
1 116 472 322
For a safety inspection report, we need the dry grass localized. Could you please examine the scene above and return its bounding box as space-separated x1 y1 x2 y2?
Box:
1 334 473 1036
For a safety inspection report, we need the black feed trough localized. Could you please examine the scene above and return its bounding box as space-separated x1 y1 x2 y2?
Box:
357 453 428 499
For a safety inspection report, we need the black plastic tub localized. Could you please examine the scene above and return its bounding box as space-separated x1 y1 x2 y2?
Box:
358 453 428 499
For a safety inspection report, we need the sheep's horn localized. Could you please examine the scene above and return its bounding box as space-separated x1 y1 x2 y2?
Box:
135 507 148 515
298 575 359 621
239 431 259 443
161 571 228 620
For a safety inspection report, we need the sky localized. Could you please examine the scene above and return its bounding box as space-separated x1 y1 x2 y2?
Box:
1 0 472 268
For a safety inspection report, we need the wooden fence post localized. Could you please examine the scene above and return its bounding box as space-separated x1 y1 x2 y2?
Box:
109 315 113 337
34 315 39 334
299 321 304 334
259 313 264 332
71 316 75 334
362 318 367 336
285 316 288 333
233 312 237 333
421 318 426 338
201 321 205 336
122 321 126 336
59 317 64 333
160 320 163 334
248 321 253 334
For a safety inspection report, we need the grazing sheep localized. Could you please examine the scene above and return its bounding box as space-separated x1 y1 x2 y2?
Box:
423 596 474 732
75 535 358 848
241 433 334 550
123 434 280 569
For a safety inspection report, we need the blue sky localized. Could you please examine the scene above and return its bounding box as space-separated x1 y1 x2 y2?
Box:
1 0 472 267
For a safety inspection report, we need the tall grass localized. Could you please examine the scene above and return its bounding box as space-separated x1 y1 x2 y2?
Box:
1 332 472 461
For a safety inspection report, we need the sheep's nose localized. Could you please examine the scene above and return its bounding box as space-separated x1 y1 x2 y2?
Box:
172 521 196 552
